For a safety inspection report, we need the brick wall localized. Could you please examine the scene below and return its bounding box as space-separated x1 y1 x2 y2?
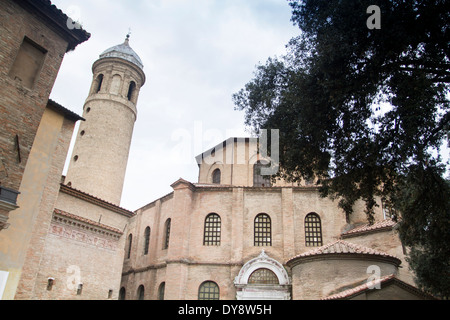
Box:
0 0 69 193
27 190 131 300
13 113 77 299
120 178 388 300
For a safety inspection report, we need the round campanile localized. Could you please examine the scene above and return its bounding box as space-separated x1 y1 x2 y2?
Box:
65 36 146 206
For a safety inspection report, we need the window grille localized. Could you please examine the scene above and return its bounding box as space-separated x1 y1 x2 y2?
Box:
204 213 221 246
248 268 279 285
198 281 220 300
305 213 323 247
254 214 272 246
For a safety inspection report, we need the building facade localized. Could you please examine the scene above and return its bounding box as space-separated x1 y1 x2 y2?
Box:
119 139 427 300
0 0 89 231
0 1 433 301
0 0 89 299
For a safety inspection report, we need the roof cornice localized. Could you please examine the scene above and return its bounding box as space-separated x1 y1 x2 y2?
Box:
59 184 134 218
53 208 123 238
286 240 402 268
15 0 91 52
341 219 397 239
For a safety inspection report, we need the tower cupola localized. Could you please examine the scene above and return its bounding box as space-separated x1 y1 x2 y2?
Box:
99 35 144 70
65 36 146 206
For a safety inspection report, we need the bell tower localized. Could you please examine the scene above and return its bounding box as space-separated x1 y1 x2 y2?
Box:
65 35 146 205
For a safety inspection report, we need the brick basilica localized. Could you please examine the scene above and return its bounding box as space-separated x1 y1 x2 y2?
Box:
0 0 434 300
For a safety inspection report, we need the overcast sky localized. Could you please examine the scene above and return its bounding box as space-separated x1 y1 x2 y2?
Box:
49 0 299 210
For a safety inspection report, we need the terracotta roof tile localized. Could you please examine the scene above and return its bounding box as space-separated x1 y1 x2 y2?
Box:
323 274 397 300
341 219 397 238
323 274 436 300
286 240 401 266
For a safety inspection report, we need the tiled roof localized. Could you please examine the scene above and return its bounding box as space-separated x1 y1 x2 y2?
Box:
286 240 401 266
323 274 436 300
16 0 91 51
47 99 84 122
59 184 134 217
341 219 397 238
323 274 396 300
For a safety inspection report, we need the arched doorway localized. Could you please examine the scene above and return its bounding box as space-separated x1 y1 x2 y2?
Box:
234 250 291 300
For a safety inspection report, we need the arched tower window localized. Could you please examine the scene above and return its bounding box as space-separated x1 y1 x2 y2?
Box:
119 287 126 300
127 81 136 101
143 227 151 255
253 160 272 187
137 285 145 300
198 281 220 300
212 169 221 184
126 234 133 259
94 74 104 93
254 214 272 247
158 282 165 300
163 219 171 249
305 213 323 247
204 213 221 246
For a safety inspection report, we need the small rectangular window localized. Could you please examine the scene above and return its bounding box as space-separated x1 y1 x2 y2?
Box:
77 283 83 295
47 278 54 291
9 37 47 89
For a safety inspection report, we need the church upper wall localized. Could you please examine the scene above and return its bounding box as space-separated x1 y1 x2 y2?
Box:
196 137 306 188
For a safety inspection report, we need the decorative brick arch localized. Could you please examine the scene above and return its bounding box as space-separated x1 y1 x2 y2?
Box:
234 250 291 300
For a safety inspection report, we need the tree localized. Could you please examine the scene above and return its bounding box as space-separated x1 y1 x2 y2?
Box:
233 0 449 297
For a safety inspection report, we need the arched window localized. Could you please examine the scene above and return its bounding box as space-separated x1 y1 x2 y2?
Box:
254 214 272 246
143 227 150 255
163 219 171 249
198 281 220 300
253 160 272 187
94 74 103 93
127 81 136 101
158 282 165 300
212 169 221 184
119 287 126 300
248 268 279 285
305 213 323 247
204 213 221 246
137 285 145 300
126 234 133 259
